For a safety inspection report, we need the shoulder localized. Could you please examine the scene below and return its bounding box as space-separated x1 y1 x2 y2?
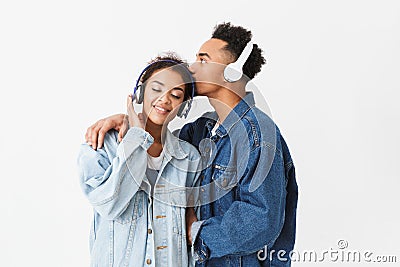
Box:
241 107 284 151
78 129 119 162
243 107 276 131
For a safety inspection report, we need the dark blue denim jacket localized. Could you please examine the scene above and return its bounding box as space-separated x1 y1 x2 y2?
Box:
177 92 298 267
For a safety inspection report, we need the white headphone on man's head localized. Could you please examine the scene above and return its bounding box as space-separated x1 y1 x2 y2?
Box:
223 41 254 83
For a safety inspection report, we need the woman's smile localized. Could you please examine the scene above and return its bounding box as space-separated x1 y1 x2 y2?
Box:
152 104 171 115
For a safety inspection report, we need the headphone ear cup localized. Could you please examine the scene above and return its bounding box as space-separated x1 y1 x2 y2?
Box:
177 97 193 118
223 63 242 83
137 85 144 104
223 41 254 83
177 101 187 118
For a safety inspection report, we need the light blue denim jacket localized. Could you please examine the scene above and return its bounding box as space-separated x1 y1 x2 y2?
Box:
78 127 201 267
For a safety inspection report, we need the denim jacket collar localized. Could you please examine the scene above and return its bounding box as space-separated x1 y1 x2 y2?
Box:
164 129 189 160
212 92 256 138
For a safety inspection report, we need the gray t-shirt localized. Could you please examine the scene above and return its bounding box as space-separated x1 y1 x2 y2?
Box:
146 151 164 195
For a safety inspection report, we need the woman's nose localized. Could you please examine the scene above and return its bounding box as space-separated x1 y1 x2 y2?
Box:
157 92 171 104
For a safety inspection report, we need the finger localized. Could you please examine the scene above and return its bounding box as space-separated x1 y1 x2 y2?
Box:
118 130 123 142
127 95 133 110
96 119 114 149
97 128 106 150
117 117 124 142
90 123 102 150
118 119 128 142
123 115 129 132
138 113 145 128
127 96 136 116
86 121 98 144
85 125 92 144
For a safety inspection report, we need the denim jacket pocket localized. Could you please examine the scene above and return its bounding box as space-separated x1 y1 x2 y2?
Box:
212 165 238 190
115 192 144 224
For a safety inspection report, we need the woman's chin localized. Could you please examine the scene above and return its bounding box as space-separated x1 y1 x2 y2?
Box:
147 114 168 126
147 110 179 127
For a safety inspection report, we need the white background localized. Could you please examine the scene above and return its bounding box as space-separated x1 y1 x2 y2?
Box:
1 0 399 266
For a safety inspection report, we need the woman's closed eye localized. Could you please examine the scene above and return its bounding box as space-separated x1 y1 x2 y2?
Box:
170 93 182 99
170 88 184 100
152 87 162 92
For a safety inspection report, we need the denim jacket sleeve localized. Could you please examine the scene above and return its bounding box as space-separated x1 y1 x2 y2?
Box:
192 143 287 261
77 127 153 220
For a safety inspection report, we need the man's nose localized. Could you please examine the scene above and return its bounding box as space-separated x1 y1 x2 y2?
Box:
188 61 197 74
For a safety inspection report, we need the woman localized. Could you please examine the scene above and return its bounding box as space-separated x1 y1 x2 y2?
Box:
78 54 201 267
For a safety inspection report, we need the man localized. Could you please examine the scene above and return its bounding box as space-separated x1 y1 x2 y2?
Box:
85 22 298 266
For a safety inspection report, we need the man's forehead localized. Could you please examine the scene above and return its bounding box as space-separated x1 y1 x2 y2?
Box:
197 38 229 61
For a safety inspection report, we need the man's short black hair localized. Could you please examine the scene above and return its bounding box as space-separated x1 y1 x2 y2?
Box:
212 22 266 80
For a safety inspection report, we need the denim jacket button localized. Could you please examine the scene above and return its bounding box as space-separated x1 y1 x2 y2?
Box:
146 259 152 265
147 229 152 234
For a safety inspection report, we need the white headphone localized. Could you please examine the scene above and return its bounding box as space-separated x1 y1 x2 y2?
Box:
223 41 254 82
